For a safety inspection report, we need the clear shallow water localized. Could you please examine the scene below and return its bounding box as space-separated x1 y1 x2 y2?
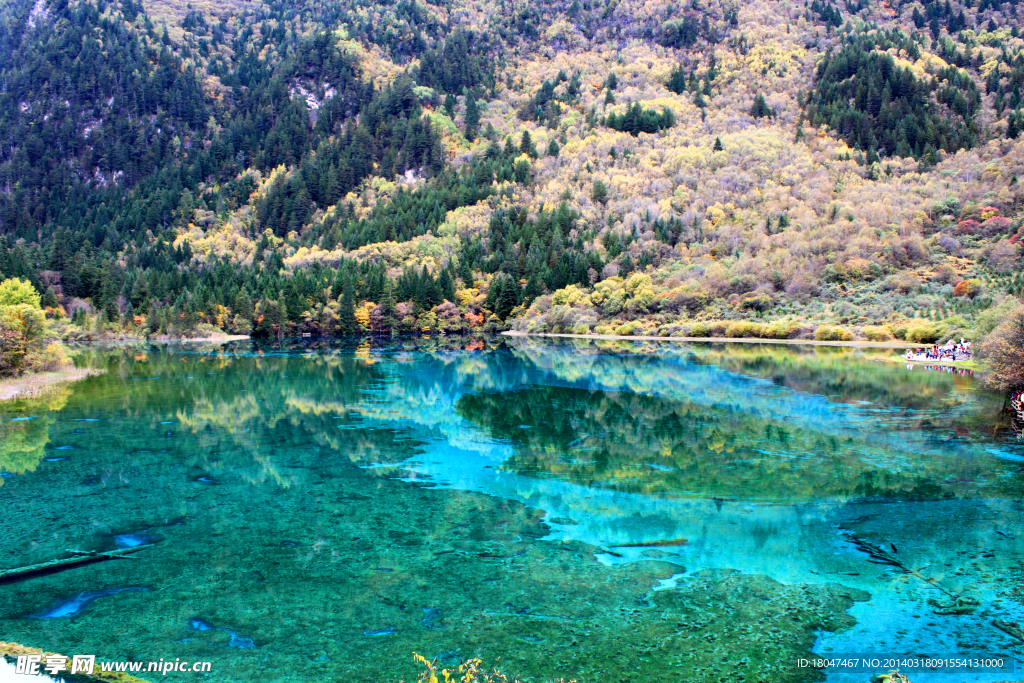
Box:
0 337 1022 682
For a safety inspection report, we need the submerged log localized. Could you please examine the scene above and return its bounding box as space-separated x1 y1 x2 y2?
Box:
609 538 688 548
0 544 157 583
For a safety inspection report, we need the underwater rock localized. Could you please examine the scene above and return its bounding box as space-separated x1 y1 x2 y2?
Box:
28 587 149 619
189 618 216 631
189 617 257 649
226 632 257 649
112 530 163 548
434 650 463 667
420 607 444 630
549 517 579 525
363 627 397 637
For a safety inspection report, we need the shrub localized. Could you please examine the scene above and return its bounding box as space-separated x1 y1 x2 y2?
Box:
709 321 729 336
0 304 46 341
765 321 800 339
231 316 253 335
688 322 711 337
953 278 982 298
974 300 1019 339
931 265 956 283
614 320 642 336
740 294 773 312
979 305 1024 392
29 342 72 372
905 323 940 343
814 325 854 341
862 325 894 341
726 321 765 338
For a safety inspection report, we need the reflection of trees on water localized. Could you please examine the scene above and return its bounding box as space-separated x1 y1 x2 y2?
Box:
456 385 1019 502
509 338 986 410
11 337 1019 503
503 338 1012 447
0 388 70 482
47 344 423 485
693 344 979 411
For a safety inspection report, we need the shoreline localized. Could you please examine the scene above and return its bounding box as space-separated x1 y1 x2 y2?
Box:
0 367 104 402
145 334 251 343
65 334 251 345
502 330 920 349
875 355 981 370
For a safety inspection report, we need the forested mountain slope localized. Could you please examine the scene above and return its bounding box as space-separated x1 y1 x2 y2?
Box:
1 0 1023 341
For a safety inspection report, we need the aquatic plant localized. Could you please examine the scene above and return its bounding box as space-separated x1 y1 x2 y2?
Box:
407 653 578 683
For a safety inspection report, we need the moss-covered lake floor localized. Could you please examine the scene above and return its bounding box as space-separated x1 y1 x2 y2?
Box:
0 446 866 683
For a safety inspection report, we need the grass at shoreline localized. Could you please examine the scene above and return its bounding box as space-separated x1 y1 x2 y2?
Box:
0 368 104 402
503 330 921 349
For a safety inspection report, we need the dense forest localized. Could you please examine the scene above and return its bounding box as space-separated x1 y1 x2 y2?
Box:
0 0 1023 351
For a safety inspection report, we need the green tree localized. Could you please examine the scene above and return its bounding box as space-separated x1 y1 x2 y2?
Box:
751 93 772 119
338 277 357 334
0 278 42 309
496 276 518 319
592 180 608 206
464 95 480 141
520 130 535 157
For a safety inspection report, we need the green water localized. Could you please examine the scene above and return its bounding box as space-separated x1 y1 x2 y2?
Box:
0 338 1022 682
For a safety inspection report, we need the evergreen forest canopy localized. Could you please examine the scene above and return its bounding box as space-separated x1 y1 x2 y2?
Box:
0 0 1022 349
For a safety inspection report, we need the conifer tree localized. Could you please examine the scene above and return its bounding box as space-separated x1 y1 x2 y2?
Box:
464 95 480 141
382 279 396 332
751 94 771 119
339 277 357 334
497 275 518 319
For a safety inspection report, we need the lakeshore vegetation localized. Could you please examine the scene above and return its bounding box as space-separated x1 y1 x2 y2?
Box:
1 0 1024 388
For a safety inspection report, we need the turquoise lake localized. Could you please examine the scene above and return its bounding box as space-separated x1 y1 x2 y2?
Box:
1 337 1023 682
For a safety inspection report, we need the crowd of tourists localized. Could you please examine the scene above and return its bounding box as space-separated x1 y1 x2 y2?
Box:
904 339 972 363
1010 391 1024 440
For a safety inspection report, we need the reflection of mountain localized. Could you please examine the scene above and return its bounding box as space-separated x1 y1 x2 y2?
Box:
0 388 71 483
9 337 1018 504
456 385 1015 502
501 338 1013 462
44 344 421 486
693 343 976 411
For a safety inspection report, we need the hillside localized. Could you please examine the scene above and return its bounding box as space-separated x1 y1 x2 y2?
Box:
0 0 1022 343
